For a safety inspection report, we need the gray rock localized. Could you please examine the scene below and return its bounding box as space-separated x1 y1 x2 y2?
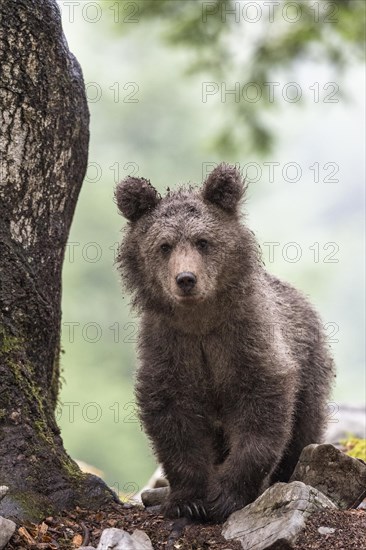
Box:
0 487 8 501
134 466 168 503
96 527 153 550
318 526 336 535
0 516 16 550
141 487 169 507
222 481 335 550
79 547 96 550
290 443 366 509
131 530 154 550
96 528 135 550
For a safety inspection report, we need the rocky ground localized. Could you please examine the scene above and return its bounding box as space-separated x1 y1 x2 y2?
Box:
5 500 366 550
294 508 366 550
4 436 366 549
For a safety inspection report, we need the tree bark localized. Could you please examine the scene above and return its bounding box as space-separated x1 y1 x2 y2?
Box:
0 0 117 520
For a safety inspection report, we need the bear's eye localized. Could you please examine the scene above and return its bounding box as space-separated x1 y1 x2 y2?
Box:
196 239 208 251
160 243 172 254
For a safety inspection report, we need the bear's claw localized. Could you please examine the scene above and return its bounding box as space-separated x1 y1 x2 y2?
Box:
166 499 208 521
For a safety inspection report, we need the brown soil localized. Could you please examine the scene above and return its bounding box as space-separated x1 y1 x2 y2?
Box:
5 502 366 550
294 508 366 550
6 502 241 550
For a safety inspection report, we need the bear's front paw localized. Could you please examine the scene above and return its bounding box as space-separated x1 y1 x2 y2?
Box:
207 483 247 522
163 494 209 522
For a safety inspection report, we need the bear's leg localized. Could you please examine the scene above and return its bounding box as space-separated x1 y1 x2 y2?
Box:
206 433 282 521
161 437 213 521
206 369 298 522
270 390 328 483
270 430 312 483
271 340 334 484
139 402 213 521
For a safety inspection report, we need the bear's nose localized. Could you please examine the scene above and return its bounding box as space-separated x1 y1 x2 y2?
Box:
176 272 196 293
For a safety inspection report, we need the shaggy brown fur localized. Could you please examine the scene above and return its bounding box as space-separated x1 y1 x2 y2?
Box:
116 163 334 523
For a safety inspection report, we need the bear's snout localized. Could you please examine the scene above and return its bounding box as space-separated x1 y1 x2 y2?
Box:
176 271 197 293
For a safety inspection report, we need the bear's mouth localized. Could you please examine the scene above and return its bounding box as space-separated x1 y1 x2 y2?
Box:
174 293 204 305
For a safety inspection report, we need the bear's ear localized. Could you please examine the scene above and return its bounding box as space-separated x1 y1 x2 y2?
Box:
202 163 245 213
115 176 161 222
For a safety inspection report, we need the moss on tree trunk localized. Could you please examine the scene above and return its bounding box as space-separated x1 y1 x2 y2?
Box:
0 0 118 520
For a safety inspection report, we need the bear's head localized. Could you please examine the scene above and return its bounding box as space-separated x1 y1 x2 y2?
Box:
116 163 259 316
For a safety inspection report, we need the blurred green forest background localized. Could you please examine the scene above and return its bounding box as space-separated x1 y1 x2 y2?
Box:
57 0 365 496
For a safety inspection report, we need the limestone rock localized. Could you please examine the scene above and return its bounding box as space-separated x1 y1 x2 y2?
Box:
134 466 169 503
141 486 169 507
130 530 154 550
0 516 16 550
318 526 336 535
0 487 8 501
290 443 366 509
222 481 335 550
96 528 153 550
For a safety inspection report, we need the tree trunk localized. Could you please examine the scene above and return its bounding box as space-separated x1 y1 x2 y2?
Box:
0 0 117 520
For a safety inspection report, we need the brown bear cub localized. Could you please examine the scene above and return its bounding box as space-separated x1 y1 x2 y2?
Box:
116 163 334 523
